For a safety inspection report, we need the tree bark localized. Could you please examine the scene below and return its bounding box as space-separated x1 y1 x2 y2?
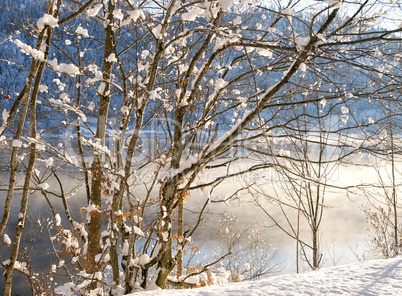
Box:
86 1 115 290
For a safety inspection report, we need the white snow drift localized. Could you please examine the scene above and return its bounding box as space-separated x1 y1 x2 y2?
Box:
127 257 402 296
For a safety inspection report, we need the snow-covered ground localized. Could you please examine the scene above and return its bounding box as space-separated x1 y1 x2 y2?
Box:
127 258 402 296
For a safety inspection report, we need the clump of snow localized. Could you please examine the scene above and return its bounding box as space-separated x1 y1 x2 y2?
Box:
82 203 101 222
133 226 144 236
323 0 343 8
339 114 348 124
314 33 327 46
87 3 103 17
88 101 95 112
55 282 75 296
48 58 80 76
45 157 53 167
257 48 273 58
39 85 48 93
3 234 11 246
37 14 58 30
34 168 40 177
341 106 349 114
233 16 242 25
121 105 129 115
113 9 124 21
152 24 162 39
139 254 150 267
53 78 66 91
161 231 169 241
2 109 9 123
12 139 22 148
98 82 106 95
55 213 61 227
295 36 310 51
13 39 45 60
215 78 228 90
182 9 201 22
122 240 129 256
2 260 29 275
106 53 117 63
281 7 295 24
281 7 294 17
219 0 235 11
111 285 125 296
76 26 89 38
57 63 80 76
184 275 200 285
38 183 49 191
279 149 290 157
0 109 9 134
243 262 250 272
122 9 145 25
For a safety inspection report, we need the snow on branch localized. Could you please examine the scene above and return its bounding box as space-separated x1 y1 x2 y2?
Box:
37 14 58 30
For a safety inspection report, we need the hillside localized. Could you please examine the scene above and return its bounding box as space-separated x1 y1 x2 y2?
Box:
128 258 402 296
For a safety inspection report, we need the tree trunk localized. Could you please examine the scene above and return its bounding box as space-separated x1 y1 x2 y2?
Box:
312 227 319 270
177 199 183 277
153 181 178 288
4 50 45 295
86 1 115 290
389 117 398 254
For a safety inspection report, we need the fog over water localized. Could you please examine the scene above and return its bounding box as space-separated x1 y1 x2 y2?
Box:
184 159 375 272
0 155 393 293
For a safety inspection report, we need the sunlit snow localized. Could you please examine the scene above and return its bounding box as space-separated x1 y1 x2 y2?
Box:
126 258 402 296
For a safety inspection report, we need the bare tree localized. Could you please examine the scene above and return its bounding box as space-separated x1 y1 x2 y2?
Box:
250 99 355 271
361 98 402 259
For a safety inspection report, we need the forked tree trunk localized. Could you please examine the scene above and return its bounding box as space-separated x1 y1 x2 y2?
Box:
3 2 57 293
3 47 45 296
0 50 43 238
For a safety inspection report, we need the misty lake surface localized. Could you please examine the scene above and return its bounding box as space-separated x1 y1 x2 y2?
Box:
0 156 388 294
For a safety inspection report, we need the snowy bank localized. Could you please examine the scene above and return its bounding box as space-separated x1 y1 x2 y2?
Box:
127 258 402 296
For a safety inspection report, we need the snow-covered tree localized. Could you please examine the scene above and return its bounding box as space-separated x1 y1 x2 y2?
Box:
0 0 402 294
